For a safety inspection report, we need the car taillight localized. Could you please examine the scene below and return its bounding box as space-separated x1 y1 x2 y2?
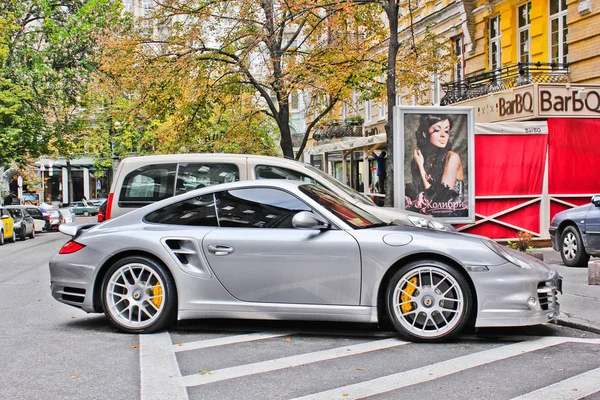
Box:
59 240 86 254
105 193 114 220
97 210 105 222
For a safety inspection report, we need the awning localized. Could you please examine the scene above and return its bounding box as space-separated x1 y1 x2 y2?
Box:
305 133 387 155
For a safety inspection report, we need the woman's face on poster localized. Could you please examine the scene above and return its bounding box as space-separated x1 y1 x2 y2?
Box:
427 119 451 148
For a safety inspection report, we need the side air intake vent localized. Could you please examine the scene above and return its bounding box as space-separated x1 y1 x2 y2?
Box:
163 238 212 278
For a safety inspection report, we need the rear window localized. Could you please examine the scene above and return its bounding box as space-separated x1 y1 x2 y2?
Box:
119 164 177 207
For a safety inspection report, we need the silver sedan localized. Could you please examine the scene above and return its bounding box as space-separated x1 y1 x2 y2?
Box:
50 180 561 342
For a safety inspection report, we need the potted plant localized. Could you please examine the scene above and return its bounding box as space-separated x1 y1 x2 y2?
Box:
344 115 364 126
507 231 544 261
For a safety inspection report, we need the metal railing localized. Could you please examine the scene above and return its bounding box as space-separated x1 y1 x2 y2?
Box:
441 62 570 105
312 120 363 142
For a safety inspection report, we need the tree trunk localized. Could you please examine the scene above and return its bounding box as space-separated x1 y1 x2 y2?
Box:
66 159 74 205
278 107 294 158
383 1 399 207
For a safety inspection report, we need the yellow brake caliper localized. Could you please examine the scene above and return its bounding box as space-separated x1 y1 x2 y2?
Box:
151 283 163 308
401 277 418 314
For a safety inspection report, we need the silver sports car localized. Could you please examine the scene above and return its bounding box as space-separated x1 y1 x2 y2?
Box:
50 180 562 342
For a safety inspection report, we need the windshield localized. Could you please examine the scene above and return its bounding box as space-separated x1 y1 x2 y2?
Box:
303 164 374 206
299 184 385 229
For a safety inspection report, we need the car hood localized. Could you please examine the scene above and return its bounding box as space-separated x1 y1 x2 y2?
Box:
359 204 456 232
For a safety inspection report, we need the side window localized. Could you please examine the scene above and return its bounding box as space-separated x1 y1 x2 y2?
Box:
27 208 42 218
145 194 218 226
255 165 317 184
176 163 239 195
119 164 177 206
215 188 311 229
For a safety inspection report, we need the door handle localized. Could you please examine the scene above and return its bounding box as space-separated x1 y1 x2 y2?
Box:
207 244 234 256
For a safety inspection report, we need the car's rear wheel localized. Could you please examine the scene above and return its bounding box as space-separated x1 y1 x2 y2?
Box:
560 225 589 267
0 230 4 246
386 260 473 342
101 256 177 333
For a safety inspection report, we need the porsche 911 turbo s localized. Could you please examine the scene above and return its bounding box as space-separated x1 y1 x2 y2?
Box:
50 180 561 342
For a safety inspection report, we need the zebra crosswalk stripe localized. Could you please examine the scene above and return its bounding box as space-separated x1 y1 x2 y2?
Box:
172 332 296 352
510 367 600 400
290 336 569 400
178 337 409 387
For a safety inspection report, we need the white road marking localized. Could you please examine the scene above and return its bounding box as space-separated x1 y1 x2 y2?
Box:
291 336 571 400
172 332 296 352
140 332 188 400
511 367 600 400
179 337 409 387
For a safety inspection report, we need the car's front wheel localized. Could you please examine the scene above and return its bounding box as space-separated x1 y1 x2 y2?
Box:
29 228 35 239
386 260 473 342
8 230 16 243
560 225 589 267
83 211 90 217
101 256 177 333
0 230 4 246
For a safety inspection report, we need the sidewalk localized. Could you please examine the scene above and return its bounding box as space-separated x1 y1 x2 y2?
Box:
538 248 600 334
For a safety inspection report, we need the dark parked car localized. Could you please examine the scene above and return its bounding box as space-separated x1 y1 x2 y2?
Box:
6 207 35 240
549 195 600 267
6 205 46 233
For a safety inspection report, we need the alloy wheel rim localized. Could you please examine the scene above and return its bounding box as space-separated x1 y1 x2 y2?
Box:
562 232 577 261
106 263 166 329
392 266 464 338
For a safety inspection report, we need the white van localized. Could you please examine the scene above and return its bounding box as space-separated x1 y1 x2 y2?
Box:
101 154 453 231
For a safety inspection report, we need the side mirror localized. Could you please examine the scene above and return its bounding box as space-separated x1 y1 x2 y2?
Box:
292 211 330 230
592 195 600 207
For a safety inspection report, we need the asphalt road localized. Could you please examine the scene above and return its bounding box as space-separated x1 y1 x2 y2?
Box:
1 221 600 400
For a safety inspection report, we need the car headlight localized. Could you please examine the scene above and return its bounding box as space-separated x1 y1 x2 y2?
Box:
407 215 455 232
483 239 531 269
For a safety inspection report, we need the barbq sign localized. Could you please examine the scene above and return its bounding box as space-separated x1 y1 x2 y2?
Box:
457 83 600 123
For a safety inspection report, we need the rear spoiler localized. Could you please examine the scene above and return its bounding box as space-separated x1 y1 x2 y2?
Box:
59 223 97 238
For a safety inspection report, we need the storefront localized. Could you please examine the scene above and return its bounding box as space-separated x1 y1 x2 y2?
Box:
305 84 600 239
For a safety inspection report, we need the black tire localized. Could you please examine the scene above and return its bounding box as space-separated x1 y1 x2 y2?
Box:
101 256 177 333
29 228 35 239
8 230 16 243
559 225 590 267
385 259 473 342
83 211 90 217
0 230 4 246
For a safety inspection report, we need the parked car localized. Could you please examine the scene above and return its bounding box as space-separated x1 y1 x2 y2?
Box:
8 205 46 233
102 154 454 232
45 209 63 231
51 180 561 341
549 194 600 267
59 207 75 224
6 206 35 240
0 206 16 245
70 201 99 217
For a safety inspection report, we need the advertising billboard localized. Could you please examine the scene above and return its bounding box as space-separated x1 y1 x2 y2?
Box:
394 106 475 223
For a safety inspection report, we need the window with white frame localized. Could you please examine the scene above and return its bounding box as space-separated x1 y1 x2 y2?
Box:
343 103 349 119
453 36 464 81
489 15 502 73
364 100 371 122
379 101 386 119
518 3 531 64
550 0 568 65
290 91 299 110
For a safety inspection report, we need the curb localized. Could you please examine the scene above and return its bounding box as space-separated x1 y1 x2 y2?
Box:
553 315 600 335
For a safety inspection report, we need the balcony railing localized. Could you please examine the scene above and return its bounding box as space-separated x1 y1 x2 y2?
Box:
312 120 363 142
441 62 570 105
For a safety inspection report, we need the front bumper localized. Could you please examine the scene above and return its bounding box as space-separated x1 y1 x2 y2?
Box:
549 227 559 251
472 262 562 328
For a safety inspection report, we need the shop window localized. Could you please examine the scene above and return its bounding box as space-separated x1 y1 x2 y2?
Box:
453 36 464 82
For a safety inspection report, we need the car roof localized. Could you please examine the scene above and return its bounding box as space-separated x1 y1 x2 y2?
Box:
119 153 304 166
